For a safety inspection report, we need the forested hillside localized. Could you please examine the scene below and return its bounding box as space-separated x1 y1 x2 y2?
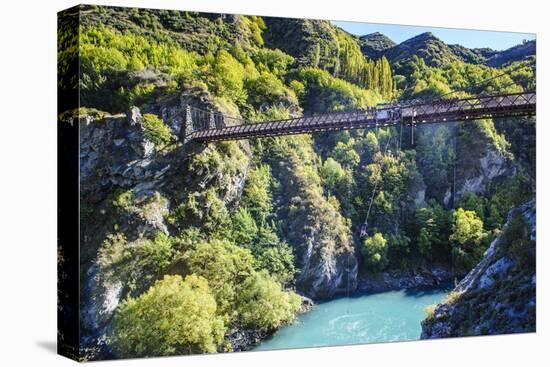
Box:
58 5 536 360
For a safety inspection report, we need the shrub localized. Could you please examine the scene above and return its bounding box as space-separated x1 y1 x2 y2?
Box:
502 213 535 267
443 290 464 305
251 48 294 77
256 243 297 286
186 239 256 317
205 50 246 102
362 232 389 272
450 208 487 271
229 207 258 248
241 165 273 224
111 275 225 357
424 304 436 319
450 208 485 246
111 189 134 211
142 113 174 146
331 140 360 168
296 67 380 112
98 232 175 296
236 270 301 331
246 72 297 107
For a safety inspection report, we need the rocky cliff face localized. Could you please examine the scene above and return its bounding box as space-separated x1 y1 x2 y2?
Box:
78 92 252 355
455 123 516 203
456 145 514 202
421 199 536 338
294 201 358 299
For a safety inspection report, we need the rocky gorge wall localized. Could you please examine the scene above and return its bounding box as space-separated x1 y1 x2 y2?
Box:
421 199 536 338
77 91 360 355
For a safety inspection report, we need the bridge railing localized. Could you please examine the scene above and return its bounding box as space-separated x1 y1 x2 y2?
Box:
401 91 536 123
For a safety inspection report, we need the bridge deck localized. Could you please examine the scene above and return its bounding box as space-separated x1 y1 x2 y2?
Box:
188 92 536 142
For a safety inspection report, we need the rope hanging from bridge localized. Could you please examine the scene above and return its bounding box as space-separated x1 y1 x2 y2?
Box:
359 126 398 239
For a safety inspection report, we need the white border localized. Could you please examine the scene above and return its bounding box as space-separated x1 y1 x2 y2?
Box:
0 1 546 366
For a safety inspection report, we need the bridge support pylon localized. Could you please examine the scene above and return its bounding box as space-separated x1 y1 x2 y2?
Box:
183 104 194 144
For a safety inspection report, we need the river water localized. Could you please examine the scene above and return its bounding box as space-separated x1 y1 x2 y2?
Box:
254 287 449 351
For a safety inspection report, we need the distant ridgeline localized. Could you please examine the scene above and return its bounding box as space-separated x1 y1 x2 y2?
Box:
58 4 536 360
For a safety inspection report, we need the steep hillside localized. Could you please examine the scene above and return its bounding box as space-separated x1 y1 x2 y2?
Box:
263 17 340 70
448 44 497 64
485 40 536 67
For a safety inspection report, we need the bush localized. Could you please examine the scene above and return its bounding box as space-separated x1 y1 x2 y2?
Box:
413 200 453 261
98 232 175 296
245 72 298 107
205 50 246 102
236 270 301 331
111 189 134 211
241 165 273 224
251 48 294 77
458 192 487 222
330 140 360 168
256 243 297 286
142 113 174 146
450 208 485 246
362 232 388 272
229 207 258 248
320 157 351 193
296 67 380 112
186 239 256 316
450 208 487 271
111 275 225 357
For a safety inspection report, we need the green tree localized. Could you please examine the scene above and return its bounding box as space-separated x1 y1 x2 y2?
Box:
207 50 246 102
458 192 487 222
320 157 351 192
111 275 225 357
450 208 487 270
245 72 298 108
241 165 273 224
229 207 258 248
256 243 297 286
450 208 485 245
331 140 360 168
186 239 256 316
143 113 174 146
251 48 294 77
417 227 432 258
236 270 301 331
98 232 175 296
362 232 388 272
412 201 453 261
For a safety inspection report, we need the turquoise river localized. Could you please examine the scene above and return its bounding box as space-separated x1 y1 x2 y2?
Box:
254 287 450 351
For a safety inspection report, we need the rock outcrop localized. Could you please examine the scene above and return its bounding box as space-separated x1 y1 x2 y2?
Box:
456 146 514 201
421 199 536 338
296 219 358 299
357 266 453 294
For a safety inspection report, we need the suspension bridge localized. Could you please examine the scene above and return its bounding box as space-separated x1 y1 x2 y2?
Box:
182 91 536 143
